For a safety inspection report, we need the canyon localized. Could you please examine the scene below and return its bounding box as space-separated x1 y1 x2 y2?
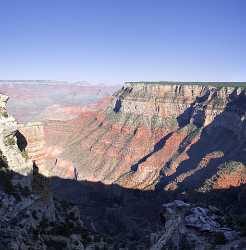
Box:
0 80 118 122
1 81 246 249
33 82 246 193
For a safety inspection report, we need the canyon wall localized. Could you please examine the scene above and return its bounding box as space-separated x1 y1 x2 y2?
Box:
18 122 48 174
0 94 32 175
43 82 246 191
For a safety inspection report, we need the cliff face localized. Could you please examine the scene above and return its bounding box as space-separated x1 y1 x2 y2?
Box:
43 82 246 191
18 122 47 174
0 94 32 176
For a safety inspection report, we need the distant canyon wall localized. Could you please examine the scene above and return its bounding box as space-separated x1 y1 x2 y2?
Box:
25 82 246 192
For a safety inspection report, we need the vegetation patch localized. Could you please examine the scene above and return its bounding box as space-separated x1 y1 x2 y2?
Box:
1 111 8 118
21 149 29 160
4 136 16 146
223 161 246 174
106 109 178 129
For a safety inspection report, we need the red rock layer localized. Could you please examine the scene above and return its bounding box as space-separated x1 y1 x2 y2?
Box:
41 83 246 191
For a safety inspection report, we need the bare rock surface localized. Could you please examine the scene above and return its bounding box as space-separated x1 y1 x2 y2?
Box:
151 200 246 250
41 82 246 192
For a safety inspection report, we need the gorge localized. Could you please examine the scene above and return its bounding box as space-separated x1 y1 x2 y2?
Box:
38 82 246 192
1 81 246 249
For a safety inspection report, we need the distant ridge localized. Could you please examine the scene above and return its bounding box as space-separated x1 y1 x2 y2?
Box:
0 80 68 84
0 80 117 86
125 81 246 87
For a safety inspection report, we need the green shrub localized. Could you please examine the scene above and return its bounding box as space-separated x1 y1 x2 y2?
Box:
223 161 244 174
4 137 15 146
21 149 29 160
2 111 8 118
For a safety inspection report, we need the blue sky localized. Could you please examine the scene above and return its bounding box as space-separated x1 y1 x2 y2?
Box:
0 0 245 84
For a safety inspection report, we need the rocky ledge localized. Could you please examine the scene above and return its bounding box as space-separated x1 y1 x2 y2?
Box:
151 200 246 250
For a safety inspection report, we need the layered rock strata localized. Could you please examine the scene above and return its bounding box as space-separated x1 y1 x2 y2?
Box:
43 82 246 191
18 122 47 174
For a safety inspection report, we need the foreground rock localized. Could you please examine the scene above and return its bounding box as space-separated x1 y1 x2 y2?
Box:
151 200 246 250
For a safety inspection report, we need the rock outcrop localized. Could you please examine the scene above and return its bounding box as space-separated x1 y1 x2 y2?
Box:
43 82 246 192
0 169 113 249
151 200 246 250
0 94 31 176
18 122 48 174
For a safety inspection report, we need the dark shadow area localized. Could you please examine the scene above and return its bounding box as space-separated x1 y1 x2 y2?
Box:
177 105 194 128
2 166 246 247
51 177 246 245
16 130 28 151
113 98 122 113
50 176 172 247
158 89 246 191
49 176 246 246
177 89 210 128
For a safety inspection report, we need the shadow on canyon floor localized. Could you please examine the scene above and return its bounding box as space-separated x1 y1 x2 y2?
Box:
49 175 246 245
2 168 245 247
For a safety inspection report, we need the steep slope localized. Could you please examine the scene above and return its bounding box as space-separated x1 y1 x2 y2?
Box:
43 82 246 192
18 122 47 173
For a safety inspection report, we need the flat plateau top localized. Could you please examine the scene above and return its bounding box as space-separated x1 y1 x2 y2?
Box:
125 81 246 87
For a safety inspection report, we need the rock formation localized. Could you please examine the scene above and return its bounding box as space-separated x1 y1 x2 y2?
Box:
0 94 32 176
18 122 48 175
151 200 246 250
43 82 246 192
1 86 246 249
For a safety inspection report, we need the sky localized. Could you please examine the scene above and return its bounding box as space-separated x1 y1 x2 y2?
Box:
0 0 245 84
